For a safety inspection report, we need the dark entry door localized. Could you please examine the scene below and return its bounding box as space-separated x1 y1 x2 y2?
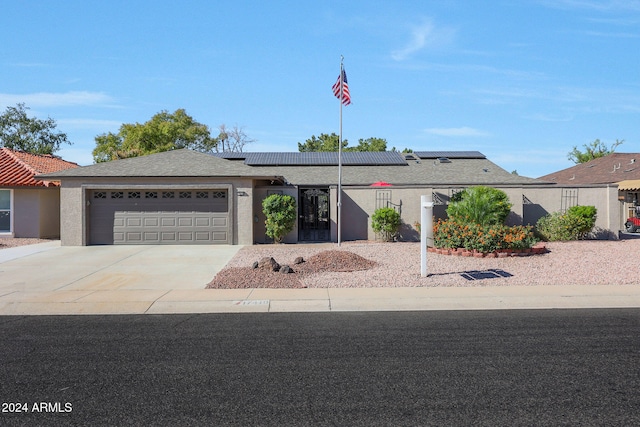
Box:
299 188 330 241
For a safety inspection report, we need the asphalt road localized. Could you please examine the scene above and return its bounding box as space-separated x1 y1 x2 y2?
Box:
1 309 639 426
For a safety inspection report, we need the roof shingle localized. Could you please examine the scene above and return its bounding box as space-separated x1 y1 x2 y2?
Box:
538 153 640 185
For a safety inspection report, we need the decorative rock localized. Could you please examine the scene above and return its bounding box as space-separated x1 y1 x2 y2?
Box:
294 257 305 265
280 265 293 274
257 257 280 272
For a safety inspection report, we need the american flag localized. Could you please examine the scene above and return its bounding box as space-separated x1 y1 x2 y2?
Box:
332 69 351 106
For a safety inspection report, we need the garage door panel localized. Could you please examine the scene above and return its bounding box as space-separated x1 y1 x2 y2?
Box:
89 189 230 245
178 232 198 241
143 232 159 241
213 217 227 227
161 217 176 227
127 217 143 227
195 232 211 241
161 232 177 242
177 217 193 227
126 232 143 242
213 232 228 242
195 217 211 227
143 217 158 227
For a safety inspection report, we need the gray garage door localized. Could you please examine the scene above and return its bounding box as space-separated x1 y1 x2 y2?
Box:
89 189 230 245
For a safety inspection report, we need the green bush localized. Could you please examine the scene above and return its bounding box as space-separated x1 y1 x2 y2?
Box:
535 206 597 241
262 194 297 244
567 205 597 238
371 207 401 242
447 186 512 226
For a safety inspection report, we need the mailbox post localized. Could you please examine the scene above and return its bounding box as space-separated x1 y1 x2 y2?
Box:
421 195 434 277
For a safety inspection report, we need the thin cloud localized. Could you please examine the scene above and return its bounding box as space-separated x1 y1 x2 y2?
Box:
0 91 115 108
424 127 490 137
391 19 455 61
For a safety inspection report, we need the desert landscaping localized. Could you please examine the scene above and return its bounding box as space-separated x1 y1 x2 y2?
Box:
207 238 640 289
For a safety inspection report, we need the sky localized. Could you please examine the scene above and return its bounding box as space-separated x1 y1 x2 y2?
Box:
1 0 639 178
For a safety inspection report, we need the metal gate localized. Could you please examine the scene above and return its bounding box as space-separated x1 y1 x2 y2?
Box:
299 188 330 241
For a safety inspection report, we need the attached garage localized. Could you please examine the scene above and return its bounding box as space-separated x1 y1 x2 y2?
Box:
88 189 230 245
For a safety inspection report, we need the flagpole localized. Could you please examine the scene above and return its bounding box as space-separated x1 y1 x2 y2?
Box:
338 56 344 247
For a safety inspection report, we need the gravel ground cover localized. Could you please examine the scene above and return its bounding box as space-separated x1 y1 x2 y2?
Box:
207 239 640 289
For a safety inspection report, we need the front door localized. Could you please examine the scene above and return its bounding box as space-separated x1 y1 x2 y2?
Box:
299 188 330 241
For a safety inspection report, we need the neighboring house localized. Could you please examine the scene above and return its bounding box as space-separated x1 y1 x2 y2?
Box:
539 153 640 230
0 147 78 238
38 148 626 246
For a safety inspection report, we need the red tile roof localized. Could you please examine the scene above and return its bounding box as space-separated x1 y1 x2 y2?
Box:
0 147 79 187
538 153 640 185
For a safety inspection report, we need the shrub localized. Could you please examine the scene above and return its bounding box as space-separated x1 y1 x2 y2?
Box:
567 205 597 239
447 186 512 226
535 206 597 241
433 218 537 252
371 207 401 242
262 194 297 244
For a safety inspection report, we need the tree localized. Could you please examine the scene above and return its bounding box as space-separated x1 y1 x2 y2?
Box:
92 109 217 163
297 133 347 152
297 134 393 152
447 186 512 226
0 103 71 155
262 194 297 244
568 139 623 164
350 137 387 152
216 124 254 153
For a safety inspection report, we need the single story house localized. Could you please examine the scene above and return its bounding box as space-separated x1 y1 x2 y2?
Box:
0 147 78 238
38 148 622 246
539 153 640 229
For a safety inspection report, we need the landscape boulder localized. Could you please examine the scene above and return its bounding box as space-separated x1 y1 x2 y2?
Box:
279 265 294 274
257 257 280 272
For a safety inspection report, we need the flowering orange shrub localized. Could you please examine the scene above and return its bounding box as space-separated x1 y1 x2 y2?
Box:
433 219 537 253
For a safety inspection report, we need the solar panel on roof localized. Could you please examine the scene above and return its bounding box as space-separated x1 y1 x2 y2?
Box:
414 151 486 159
240 152 407 166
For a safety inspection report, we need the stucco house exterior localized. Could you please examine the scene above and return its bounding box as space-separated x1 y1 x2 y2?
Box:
38 148 625 246
0 147 78 238
538 153 640 232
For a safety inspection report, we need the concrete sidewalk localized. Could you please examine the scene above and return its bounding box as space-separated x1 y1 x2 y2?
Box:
1 242 640 315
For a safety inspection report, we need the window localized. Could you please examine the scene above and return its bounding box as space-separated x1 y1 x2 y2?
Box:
0 190 11 233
